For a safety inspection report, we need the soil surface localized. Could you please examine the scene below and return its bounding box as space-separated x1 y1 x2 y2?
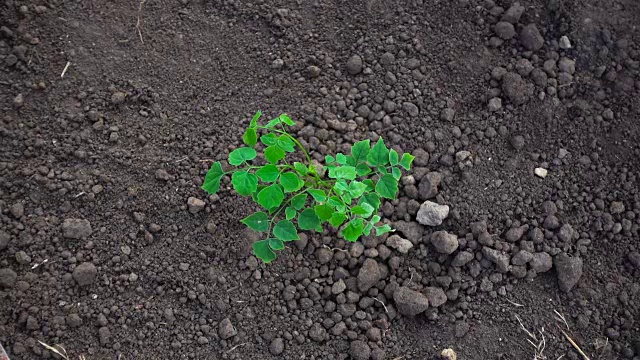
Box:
1 0 639 359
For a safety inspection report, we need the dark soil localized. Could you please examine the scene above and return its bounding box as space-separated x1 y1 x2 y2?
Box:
1 0 639 359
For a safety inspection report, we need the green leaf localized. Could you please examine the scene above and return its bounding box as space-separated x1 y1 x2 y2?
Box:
308 189 327 202
325 155 335 164
277 135 296 153
252 184 266 202
355 163 372 176
359 193 380 211
350 139 370 165
265 117 283 128
257 184 284 210
243 128 258 147
363 179 375 192
228 147 257 166
253 240 276 263
269 238 285 251
265 146 286 163
340 193 352 205
348 181 368 199
334 179 349 193
291 193 308 210
375 224 393 236
256 164 280 182
285 207 296 220
294 162 308 175
363 222 374 236
273 220 299 241
370 215 381 224
298 208 320 230
241 212 269 232
399 153 415 170
202 161 224 195
367 137 389 166
314 204 334 221
328 212 347 227
250 110 262 128
260 133 278 146
351 203 374 217
232 171 258 196
279 114 295 126
375 174 398 199
392 167 402 181
328 196 346 213
341 218 364 242
336 153 348 165
328 166 357 180
389 149 399 165
280 172 303 193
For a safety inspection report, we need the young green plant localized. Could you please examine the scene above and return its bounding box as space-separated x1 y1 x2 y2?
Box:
201 111 414 263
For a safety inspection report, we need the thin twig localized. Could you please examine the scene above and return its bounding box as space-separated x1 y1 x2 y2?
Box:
226 342 247 353
515 314 546 359
560 329 590 360
322 244 347 253
373 298 389 313
554 310 569 331
60 61 71 78
505 298 524 307
136 0 146 43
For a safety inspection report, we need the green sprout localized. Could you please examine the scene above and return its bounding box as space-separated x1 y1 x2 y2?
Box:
202 111 414 263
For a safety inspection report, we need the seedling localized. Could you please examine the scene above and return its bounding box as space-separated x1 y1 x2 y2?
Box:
202 111 414 262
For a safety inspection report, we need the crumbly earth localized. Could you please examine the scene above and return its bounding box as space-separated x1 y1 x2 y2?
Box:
1 0 639 359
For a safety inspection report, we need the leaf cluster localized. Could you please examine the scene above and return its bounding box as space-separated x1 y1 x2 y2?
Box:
202 111 414 262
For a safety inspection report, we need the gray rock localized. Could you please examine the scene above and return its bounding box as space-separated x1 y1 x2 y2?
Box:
346 55 363 75
511 250 533 265
187 197 205 214
316 247 334 264
510 135 525 150
111 92 126 104
62 218 92 239
520 24 544 51
393 221 424 243
307 65 321 78
412 149 430 167
488 97 502 111
385 235 414 254
452 251 474 267
425 287 447 307
418 172 443 200
430 231 458 254
628 252 640 269
357 259 380 292
0 268 17 288
495 21 516 39
349 340 371 360
482 247 510 272
515 58 534 76
557 223 574 242
218 318 237 339
73 262 97 286
554 253 583 292
502 72 534 105
10 202 24 218
530 252 553 273
393 286 429 316
501 2 525 23
331 279 346 294
416 201 449 226
269 338 285 355
558 58 575 74
155 169 170 181
98 326 111 345
0 230 9 250
403 102 419 117
309 323 326 342
66 314 82 328
440 108 455 122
